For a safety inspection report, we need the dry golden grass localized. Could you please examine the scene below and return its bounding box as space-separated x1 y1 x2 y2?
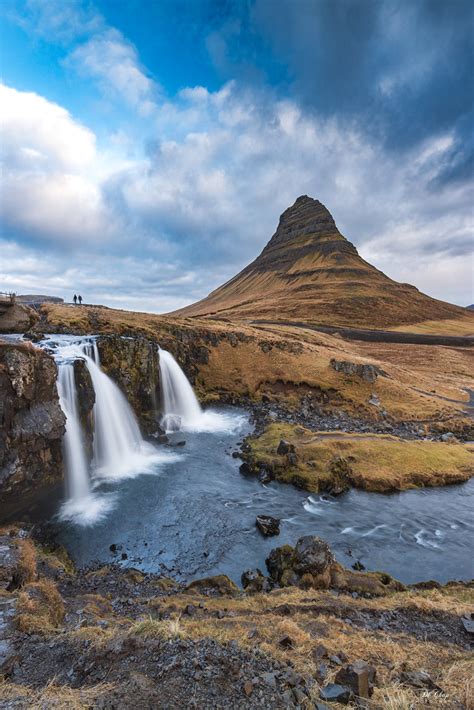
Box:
373 684 456 709
139 584 473 706
16 538 37 586
392 318 474 336
248 423 474 492
131 615 185 640
37 303 474 426
16 579 65 633
37 543 75 576
0 678 117 710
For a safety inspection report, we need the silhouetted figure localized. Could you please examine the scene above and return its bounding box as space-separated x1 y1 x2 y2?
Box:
78 295 83 305
73 294 77 304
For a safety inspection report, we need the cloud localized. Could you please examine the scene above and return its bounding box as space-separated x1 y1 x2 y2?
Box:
0 239 206 313
9 0 158 115
66 28 158 115
205 0 474 188
0 84 113 245
11 0 103 42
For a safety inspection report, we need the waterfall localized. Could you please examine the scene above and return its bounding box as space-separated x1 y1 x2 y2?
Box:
79 348 150 478
56 362 90 501
47 336 180 525
158 348 202 430
158 348 244 434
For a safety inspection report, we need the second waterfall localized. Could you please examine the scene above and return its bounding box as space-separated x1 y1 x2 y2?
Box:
158 347 245 434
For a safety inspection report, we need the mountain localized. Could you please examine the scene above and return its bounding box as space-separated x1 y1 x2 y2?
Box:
171 196 473 331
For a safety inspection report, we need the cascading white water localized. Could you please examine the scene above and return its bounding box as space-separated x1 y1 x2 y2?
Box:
158 348 245 433
80 348 149 478
56 362 90 501
158 348 203 429
47 335 181 524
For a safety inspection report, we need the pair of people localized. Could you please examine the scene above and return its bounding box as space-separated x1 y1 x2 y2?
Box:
73 294 83 305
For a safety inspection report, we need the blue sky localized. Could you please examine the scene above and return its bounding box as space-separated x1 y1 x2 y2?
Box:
0 0 473 311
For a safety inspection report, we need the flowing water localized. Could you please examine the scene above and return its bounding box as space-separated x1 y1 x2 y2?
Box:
46 336 179 525
52 417 474 585
56 363 90 501
17 335 474 584
158 348 240 433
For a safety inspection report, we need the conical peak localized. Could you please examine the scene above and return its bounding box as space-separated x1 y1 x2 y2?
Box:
280 195 334 220
271 195 339 248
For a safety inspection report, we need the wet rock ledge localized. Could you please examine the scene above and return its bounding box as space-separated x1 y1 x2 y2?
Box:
0 341 65 511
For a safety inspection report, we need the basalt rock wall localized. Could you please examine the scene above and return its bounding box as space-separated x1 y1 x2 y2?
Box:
0 341 65 511
96 336 160 435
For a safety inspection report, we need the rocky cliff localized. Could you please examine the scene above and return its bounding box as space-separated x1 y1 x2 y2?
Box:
170 195 473 330
96 336 161 435
0 341 65 510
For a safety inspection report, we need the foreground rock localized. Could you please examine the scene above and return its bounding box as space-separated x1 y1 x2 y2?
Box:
266 535 405 595
330 358 386 384
0 341 65 512
255 515 280 537
335 660 376 699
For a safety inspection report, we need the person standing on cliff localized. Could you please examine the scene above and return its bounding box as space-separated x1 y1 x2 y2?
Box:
73 294 77 304
78 295 83 305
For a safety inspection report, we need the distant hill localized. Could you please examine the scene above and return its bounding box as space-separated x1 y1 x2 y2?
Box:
16 295 64 306
467 305 474 310
170 196 473 331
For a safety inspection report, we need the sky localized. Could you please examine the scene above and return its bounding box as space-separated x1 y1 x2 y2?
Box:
0 0 473 312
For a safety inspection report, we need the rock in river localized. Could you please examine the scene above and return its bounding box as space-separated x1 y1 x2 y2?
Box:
256 515 280 537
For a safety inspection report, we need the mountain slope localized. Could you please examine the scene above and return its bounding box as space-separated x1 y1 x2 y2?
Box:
171 196 473 331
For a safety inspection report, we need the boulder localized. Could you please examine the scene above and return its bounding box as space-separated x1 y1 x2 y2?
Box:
330 359 385 384
266 544 296 584
239 462 253 476
335 661 376 698
400 670 442 692
461 612 474 635
293 536 334 576
277 439 294 455
369 393 381 407
256 515 280 537
266 536 334 588
185 574 239 596
241 569 271 593
320 683 352 704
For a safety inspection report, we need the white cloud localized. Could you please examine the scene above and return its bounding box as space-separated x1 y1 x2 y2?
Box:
67 29 158 115
0 84 114 244
0 84 96 171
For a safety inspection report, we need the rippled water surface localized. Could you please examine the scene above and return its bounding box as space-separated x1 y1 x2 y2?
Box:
51 407 474 585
